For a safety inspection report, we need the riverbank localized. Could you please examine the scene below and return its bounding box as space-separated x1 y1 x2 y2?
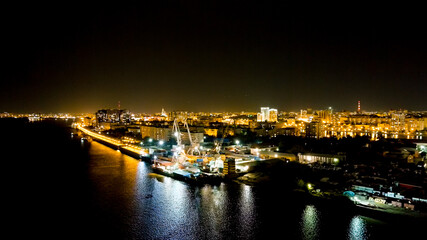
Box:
234 159 427 220
75 124 427 220
76 125 153 161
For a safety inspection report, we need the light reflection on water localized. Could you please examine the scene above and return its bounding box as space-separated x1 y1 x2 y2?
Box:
300 205 320 240
8 120 425 239
199 184 229 239
84 140 400 239
348 216 368 240
238 184 256 239
132 159 260 239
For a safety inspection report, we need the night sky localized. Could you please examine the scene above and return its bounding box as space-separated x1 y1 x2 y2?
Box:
2 2 426 113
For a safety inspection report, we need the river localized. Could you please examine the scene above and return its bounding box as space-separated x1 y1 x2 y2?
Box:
2 119 425 239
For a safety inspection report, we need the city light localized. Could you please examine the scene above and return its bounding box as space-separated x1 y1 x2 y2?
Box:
3 5 427 239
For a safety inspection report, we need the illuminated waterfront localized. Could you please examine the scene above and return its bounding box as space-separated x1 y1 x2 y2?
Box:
3 119 425 239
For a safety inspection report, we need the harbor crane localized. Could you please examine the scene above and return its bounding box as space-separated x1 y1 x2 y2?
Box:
172 118 187 164
171 117 203 163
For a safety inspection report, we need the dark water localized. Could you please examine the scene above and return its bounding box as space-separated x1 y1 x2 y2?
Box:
2 119 425 239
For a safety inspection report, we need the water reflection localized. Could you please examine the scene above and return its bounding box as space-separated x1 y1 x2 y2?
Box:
199 184 229 239
300 205 320 240
160 180 189 225
348 216 367 240
85 139 380 240
134 165 201 239
238 184 255 239
12 119 423 239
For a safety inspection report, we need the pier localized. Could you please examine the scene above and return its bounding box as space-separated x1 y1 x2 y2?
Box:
76 124 149 159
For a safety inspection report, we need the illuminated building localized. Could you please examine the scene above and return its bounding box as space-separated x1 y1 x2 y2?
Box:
181 132 204 144
223 158 236 175
258 151 297 161
391 111 406 131
268 108 278 122
274 127 297 136
317 109 332 123
169 110 188 122
298 153 345 164
256 112 263 122
306 121 323 139
257 107 277 122
140 125 172 141
127 126 141 134
257 107 269 122
96 109 130 125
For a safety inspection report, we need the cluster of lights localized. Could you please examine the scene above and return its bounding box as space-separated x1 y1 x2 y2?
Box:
122 136 137 144
77 124 148 156
77 125 121 146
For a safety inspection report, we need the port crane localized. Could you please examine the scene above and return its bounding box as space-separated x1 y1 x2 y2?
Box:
172 118 187 164
182 119 201 156
171 117 201 160
214 124 229 154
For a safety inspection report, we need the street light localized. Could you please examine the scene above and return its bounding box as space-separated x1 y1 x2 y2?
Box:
235 140 240 145
159 140 164 146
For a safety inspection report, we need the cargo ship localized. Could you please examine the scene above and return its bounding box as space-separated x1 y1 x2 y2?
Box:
151 158 223 185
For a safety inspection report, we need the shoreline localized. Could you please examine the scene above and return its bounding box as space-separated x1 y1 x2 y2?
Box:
77 125 427 220
235 171 427 220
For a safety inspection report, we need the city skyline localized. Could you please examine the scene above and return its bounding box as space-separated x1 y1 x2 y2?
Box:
2 3 427 237
2 3 427 113
3 102 427 115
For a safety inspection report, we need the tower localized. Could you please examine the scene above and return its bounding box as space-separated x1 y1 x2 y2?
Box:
261 107 269 122
357 101 361 113
268 108 278 122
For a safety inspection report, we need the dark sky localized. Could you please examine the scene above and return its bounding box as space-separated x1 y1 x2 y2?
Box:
2 2 426 113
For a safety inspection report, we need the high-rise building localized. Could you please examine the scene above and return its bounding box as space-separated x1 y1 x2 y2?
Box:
140 125 172 141
391 111 406 131
305 121 323 139
318 109 332 123
268 108 278 122
96 109 130 125
261 107 270 122
257 112 263 122
257 107 277 122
